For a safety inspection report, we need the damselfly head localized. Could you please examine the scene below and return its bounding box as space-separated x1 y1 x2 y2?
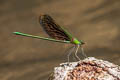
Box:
79 40 85 45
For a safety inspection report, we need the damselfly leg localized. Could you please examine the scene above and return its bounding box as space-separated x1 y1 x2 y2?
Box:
74 45 81 61
80 45 87 58
67 46 76 62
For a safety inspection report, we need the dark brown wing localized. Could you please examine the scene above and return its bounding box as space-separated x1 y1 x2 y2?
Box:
39 14 70 41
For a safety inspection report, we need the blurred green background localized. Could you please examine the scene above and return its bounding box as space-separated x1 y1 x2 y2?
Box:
0 0 120 80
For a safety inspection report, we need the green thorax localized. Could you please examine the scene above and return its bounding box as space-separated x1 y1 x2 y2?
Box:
71 38 80 45
59 26 84 45
71 38 85 45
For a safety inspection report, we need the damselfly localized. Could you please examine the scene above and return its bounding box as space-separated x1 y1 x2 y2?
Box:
13 14 86 61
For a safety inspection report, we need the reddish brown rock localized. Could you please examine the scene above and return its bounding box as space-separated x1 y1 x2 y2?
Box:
49 57 120 80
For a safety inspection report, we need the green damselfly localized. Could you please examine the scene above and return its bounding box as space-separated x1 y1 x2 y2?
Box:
13 14 86 61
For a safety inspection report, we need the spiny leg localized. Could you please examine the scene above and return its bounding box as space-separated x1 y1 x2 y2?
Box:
67 46 76 62
65 46 74 54
74 45 81 61
80 45 88 58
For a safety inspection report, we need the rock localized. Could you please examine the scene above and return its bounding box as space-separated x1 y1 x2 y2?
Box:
48 57 120 80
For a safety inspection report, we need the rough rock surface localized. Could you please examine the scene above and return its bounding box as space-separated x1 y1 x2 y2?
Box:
49 57 120 80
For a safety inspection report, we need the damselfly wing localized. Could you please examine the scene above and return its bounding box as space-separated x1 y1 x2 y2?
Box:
39 14 71 41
